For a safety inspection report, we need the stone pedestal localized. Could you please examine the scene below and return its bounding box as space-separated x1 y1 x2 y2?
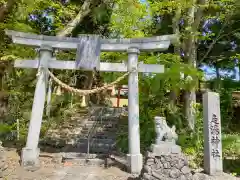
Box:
127 153 143 175
21 147 40 168
151 142 181 156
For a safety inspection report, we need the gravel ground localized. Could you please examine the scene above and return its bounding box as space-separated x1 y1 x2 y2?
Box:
1 149 239 180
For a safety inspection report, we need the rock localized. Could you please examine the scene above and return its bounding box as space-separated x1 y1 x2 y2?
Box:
169 168 181 178
181 166 191 175
152 171 166 180
146 158 155 166
162 169 170 176
155 161 163 169
163 162 171 169
185 173 193 180
145 151 154 158
170 159 177 167
192 173 210 180
164 155 172 162
176 159 185 169
143 165 152 174
151 162 161 170
52 154 63 164
160 156 165 163
143 173 153 180
177 175 187 180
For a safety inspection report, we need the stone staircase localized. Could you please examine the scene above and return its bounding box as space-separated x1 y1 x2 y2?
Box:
43 106 127 160
67 107 122 155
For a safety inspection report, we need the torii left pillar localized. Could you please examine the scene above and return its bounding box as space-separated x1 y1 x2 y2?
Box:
127 47 142 174
21 45 53 168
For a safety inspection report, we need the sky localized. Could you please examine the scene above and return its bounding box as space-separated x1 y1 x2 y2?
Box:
200 64 239 80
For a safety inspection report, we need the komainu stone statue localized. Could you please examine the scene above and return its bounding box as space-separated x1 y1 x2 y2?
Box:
151 116 181 156
155 116 178 144
140 116 234 180
140 117 192 180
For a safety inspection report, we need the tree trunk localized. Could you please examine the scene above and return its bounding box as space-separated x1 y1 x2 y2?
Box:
238 64 240 82
54 0 95 107
185 44 197 131
0 0 15 22
56 0 93 37
85 71 94 105
236 59 240 81
0 62 9 119
170 7 181 107
183 0 205 130
215 63 221 90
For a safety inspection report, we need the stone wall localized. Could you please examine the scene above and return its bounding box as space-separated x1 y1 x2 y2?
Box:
140 151 235 180
142 151 192 180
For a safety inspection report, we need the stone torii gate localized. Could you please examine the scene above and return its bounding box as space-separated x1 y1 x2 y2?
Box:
6 30 176 174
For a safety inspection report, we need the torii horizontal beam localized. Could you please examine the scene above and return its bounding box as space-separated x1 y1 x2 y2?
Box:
5 30 177 52
14 59 164 73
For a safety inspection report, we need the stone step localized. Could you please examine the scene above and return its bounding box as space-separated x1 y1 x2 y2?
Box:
75 143 115 154
81 126 117 132
65 146 114 154
77 108 89 113
90 107 124 113
63 152 107 159
58 128 82 134
69 117 89 122
77 142 115 148
83 121 118 127
81 124 118 130
90 149 114 154
77 138 115 144
81 132 116 139
81 129 117 135
89 147 115 154
63 158 106 166
90 116 121 121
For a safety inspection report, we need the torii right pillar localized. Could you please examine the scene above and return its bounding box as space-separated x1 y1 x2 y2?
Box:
126 47 142 174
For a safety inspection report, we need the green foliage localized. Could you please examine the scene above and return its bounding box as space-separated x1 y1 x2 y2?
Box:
109 0 150 37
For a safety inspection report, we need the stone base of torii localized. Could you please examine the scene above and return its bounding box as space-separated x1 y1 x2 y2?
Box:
5 30 176 174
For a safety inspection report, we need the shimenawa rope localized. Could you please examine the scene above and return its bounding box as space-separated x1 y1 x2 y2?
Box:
47 69 130 96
